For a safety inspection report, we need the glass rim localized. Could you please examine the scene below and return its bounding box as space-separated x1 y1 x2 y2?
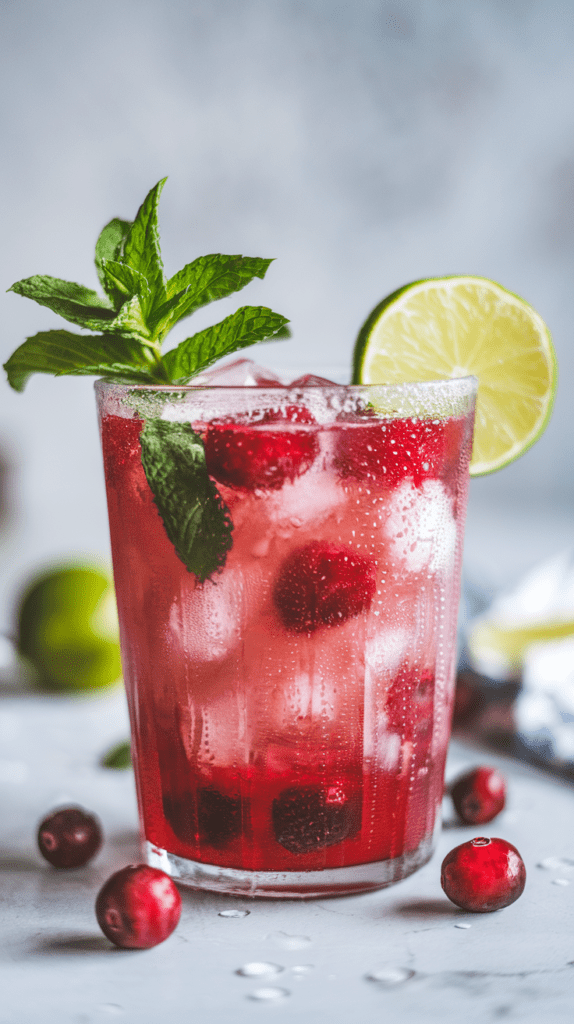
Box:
94 375 478 395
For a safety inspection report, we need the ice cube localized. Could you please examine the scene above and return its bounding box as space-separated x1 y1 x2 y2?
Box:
192 358 284 387
168 562 267 666
266 469 346 528
383 479 456 575
288 374 341 388
366 627 410 677
376 731 402 771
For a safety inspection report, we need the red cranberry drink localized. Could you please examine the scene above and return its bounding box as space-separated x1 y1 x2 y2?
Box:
97 374 476 896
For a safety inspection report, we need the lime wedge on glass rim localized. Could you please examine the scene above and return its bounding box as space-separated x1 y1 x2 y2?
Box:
352 276 557 475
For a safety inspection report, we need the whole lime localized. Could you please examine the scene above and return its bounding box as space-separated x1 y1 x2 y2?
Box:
17 563 122 692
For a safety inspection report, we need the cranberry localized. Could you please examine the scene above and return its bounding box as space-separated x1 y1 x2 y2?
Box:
384 665 435 741
198 787 241 847
163 787 242 847
37 806 103 868
273 540 376 633
335 414 471 490
272 781 361 853
95 864 182 949
204 406 318 491
450 767 506 825
441 837 526 912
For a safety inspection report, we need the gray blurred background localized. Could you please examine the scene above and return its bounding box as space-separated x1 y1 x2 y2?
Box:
1 0 573 632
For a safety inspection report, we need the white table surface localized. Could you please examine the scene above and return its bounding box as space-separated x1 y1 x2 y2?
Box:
1 685 573 1024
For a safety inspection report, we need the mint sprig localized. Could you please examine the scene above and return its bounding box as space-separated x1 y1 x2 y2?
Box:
4 177 290 390
4 178 289 581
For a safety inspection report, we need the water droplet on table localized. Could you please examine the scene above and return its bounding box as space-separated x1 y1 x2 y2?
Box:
291 965 314 976
366 967 415 986
454 922 472 929
552 878 570 886
266 931 312 950
538 856 574 871
237 962 283 977
248 987 290 1002
219 909 250 918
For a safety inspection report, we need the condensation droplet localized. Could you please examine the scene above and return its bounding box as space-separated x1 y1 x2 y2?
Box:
237 962 283 977
248 987 290 1002
291 965 314 975
266 931 312 950
219 909 250 918
454 922 472 929
552 878 570 887
366 967 415 986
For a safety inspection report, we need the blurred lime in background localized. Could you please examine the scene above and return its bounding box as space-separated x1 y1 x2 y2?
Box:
17 563 122 692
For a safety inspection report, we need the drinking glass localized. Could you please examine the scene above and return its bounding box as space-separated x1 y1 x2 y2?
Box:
96 375 477 897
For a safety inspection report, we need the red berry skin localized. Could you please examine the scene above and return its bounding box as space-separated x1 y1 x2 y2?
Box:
450 767 506 825
273 540 376 633
204 406 318 491
37 807 103 868
335 416 467 488
441 837 526 912
95 865 182 949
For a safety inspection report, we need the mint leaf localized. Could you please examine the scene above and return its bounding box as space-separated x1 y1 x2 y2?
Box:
95 218 131 303
139 419 233 582
98 257 149 312
123 179 167 321
9 271 156 345
101 739 132 770
162 306 290 383
3 329 163 392
109 294 154 343
8 276 116 329
151 254 273 336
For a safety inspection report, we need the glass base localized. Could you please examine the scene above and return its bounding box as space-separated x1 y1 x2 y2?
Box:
145 836 435 899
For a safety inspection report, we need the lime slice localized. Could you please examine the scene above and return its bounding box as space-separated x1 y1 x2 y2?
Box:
468 619 574 680
353 276 557 475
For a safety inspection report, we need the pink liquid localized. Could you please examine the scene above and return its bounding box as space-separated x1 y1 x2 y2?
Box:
99 395 473 878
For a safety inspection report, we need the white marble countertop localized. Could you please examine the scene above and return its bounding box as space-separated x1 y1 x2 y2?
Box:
1 686 573 1024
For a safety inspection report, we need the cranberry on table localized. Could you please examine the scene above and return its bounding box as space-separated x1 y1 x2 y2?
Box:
96 864 182 949
450 766 506 825
37 806 103 868
441 837 526 912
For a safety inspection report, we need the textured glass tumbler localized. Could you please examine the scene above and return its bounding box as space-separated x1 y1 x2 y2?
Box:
96 376 477 897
